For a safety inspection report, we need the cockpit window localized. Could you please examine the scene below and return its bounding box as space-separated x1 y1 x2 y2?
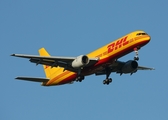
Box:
136 33 148 36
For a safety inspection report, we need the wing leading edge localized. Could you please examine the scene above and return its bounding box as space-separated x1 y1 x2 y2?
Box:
16 77 49 82
11 53 98 72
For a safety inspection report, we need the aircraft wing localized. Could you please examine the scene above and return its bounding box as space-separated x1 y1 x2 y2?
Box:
95 60 154 75
16 76 49 82
137 66 155 70
11 54 98 72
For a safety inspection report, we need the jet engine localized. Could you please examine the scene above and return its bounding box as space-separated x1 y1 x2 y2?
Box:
121 60 138 73
71 55 89 68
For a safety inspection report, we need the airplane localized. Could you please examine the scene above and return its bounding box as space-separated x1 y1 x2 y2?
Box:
11 30 154 86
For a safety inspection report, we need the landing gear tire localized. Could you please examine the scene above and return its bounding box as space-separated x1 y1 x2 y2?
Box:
76 76 84 82
109 78 112 83
134 56 139 61
103 78 112 85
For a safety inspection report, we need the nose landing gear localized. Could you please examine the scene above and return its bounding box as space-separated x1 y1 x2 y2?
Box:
134 47 140 61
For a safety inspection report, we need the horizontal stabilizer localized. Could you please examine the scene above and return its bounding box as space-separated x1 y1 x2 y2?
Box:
16 77 49 82
138 66 155 70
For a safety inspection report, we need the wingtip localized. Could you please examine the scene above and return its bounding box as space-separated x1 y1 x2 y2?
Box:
149 68 155 70
11 54 16 56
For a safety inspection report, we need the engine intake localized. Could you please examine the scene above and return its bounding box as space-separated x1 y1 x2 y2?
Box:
71 55 89 68
121 60 138 73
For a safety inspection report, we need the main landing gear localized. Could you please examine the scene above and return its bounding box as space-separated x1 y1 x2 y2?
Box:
103 78 112 85
103 68 112 85
76 69 85 82
76 76 84 82
134 47 140 61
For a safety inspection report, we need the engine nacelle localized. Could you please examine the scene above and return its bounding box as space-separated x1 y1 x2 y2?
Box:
121 60 138 73
71 55 89 68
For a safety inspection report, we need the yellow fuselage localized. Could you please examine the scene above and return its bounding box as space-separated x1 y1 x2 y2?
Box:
43 30 150 86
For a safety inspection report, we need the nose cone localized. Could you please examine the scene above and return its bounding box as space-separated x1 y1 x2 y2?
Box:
148 35 151 40
147 35 151 42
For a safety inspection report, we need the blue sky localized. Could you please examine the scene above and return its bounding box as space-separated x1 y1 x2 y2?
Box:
1 0 168 120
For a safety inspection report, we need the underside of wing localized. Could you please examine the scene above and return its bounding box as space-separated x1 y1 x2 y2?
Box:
137 66 155 70
16 76 49 82
11 54 99 72
95 60 155 76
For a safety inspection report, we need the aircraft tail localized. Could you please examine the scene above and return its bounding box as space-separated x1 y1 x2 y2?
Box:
38 48 60 78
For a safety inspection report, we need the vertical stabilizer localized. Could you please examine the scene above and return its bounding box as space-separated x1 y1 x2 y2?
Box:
38 48 59 78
